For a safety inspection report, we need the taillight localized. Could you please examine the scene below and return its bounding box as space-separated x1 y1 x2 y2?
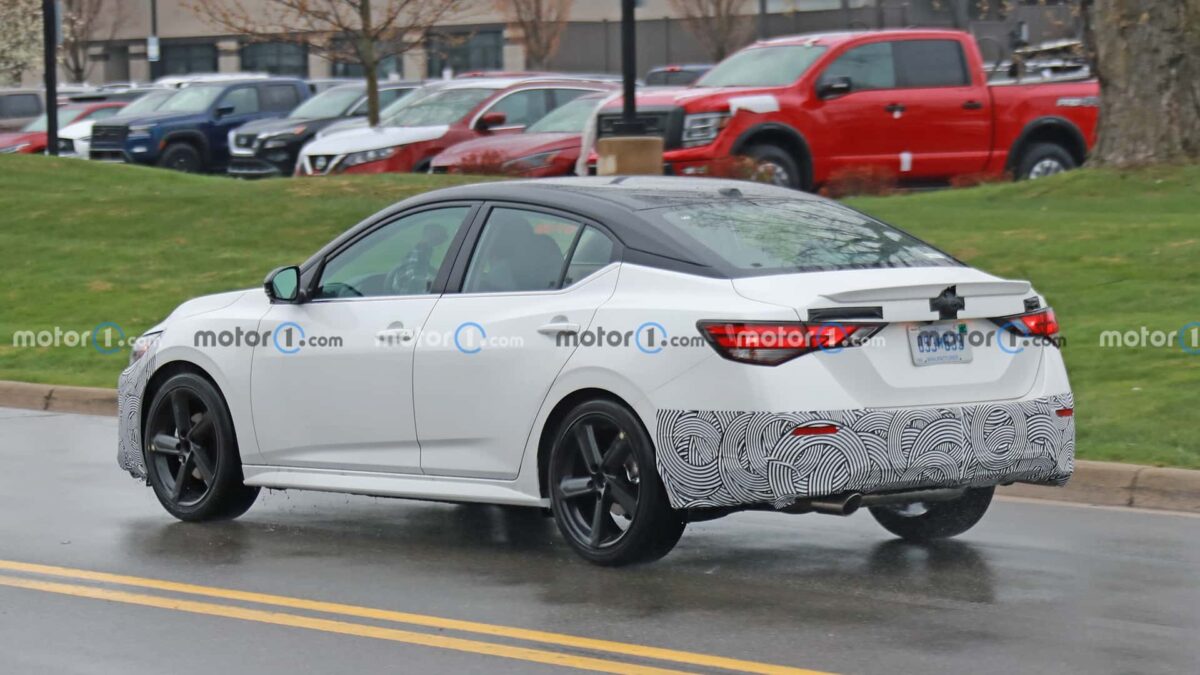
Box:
996 308 1059 338
697 321 879 366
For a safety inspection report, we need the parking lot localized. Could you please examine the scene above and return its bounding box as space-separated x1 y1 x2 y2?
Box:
2 406 1197 675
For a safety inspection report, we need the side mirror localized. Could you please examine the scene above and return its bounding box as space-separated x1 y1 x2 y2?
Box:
215 104 236 118
264 265 303 303
817 76 853 99
475 111 507 131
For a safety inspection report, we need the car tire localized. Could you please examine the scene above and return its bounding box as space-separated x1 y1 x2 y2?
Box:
142 372 259 522
868 486 994 542
158 143 203 173
745 144 803 190
1016 142 1076 180
548 399 685 566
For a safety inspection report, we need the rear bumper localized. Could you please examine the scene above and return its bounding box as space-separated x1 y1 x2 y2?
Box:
654 393 1074 509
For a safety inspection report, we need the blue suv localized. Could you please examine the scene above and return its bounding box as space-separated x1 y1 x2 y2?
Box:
89 78 309 173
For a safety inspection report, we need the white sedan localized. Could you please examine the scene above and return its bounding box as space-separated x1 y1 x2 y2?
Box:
118 177 1074 566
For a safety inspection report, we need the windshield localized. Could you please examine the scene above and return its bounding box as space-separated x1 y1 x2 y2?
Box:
156 85 223 113
290 86 364 119
385 88 493 127
695 45 827 87
526 96 603 133
115 90 175 117
24 108 87 132
651 199 959 274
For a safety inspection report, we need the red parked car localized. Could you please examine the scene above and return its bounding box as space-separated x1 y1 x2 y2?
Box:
595 29 1100 190
297 77 615 176
430 92 610 177
0 101 126 154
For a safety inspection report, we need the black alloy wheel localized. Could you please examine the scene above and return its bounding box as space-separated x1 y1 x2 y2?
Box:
143 373 258 521
549 399 684 566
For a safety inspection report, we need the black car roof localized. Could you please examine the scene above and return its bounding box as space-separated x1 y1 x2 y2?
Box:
302 177 826 279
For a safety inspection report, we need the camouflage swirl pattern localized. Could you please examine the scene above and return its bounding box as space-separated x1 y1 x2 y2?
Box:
654 394 1074 509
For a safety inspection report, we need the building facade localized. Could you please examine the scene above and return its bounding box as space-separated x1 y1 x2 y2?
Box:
36 0 1080 86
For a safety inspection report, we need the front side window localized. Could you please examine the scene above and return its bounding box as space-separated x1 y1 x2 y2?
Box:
316 207 469 299
650 199 959 274
483 89 549 128
894 40 969 88
821 42 896 92
695 45 827 87
218 86 260 115
463 208 582 293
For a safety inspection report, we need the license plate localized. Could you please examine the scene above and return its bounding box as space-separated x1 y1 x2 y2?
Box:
908 321 973 366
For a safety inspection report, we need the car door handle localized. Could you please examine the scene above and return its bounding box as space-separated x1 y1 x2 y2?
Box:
884 103 906 114
375 327 412 342
962 100 984 110
537 322 581 336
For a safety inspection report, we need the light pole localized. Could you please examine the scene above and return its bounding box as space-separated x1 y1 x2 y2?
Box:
613 0 643 135
42 0 58 156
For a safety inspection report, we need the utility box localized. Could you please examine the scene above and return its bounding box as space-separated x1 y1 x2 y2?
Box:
596 136 664 176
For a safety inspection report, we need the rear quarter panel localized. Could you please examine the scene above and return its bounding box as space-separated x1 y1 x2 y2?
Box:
987 80 1100 171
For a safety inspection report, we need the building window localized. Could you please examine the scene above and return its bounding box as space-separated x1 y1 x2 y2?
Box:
157 43 218 76
426 30 502 77
332 55 402 80
241 42 308 77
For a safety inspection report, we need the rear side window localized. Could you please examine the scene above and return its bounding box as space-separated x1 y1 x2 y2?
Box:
650 199 958 274
262 84 301 112
821 42 895 92
564 227 616 286
895 40 969 88
463 208 581 293
1 94 42 118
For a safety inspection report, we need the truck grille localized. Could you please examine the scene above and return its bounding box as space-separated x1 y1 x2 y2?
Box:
90 124 128 148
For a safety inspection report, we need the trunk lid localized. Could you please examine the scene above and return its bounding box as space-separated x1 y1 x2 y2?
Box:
734 268 1045 407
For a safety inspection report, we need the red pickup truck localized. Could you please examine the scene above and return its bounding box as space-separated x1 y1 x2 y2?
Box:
596 29 1099 190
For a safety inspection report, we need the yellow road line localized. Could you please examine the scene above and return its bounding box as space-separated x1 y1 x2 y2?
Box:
0 574 691 675
0 559 832 675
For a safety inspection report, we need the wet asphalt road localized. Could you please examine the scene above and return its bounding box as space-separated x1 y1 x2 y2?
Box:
0 406 1197 675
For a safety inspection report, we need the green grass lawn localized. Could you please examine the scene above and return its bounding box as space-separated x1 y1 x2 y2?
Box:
1 155 1197 468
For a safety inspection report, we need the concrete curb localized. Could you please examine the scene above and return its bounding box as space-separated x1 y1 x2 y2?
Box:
0 380 1196 513
0 380 117 417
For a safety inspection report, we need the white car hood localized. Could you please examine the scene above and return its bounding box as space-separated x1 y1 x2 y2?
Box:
302 125 449 156
60 119 95 141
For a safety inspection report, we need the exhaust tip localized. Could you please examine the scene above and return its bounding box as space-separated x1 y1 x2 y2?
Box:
842 492 862 516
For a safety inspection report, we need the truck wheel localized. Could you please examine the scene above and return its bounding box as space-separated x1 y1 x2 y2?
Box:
1016 143 1076 180
746 144 802 190
869 487 994 542
158 143 203 173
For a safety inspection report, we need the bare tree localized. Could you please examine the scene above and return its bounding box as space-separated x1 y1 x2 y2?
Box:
60 0 128 83
188 0 468 125
668 0 753 62
493 0 571 70
0 0 42 86
1082 0 1200 166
